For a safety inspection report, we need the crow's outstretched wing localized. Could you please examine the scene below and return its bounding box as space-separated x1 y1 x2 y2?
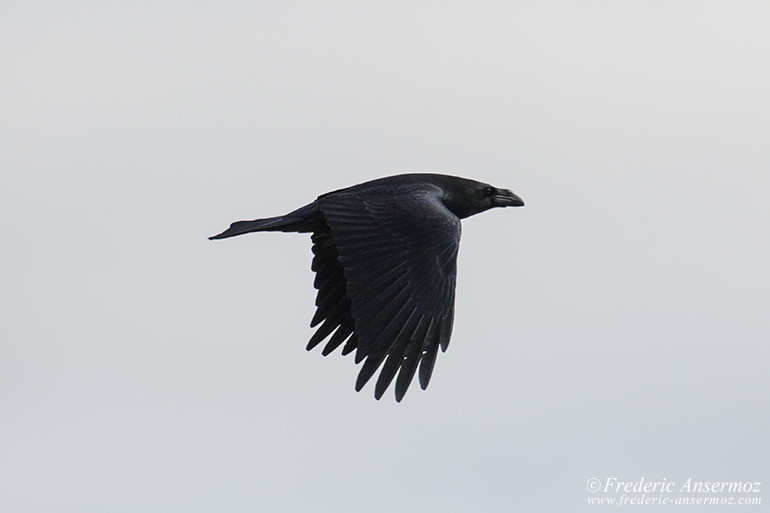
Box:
311 184 460 401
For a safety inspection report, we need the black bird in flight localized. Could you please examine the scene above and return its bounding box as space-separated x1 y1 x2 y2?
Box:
210 174 524 401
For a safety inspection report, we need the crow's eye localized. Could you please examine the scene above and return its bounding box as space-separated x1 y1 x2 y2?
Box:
484 187 494 197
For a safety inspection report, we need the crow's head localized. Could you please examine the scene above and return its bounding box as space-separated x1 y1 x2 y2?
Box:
439 176 524 219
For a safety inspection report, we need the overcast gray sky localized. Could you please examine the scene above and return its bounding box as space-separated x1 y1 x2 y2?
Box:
2 1 769 512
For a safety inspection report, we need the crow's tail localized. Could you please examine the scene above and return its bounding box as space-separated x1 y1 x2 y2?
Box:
209 202 320 240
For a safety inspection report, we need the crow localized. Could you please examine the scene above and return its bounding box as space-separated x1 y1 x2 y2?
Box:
210 174 524 401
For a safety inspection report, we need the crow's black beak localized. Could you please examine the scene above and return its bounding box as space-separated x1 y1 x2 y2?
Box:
493 190 524 207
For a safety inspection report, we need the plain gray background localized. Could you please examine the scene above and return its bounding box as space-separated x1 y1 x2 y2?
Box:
2 1 768 512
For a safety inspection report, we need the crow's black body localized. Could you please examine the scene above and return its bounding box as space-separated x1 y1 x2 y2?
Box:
210 174 523 401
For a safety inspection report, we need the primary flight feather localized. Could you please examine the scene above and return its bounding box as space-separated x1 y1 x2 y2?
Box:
210 173 524 401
